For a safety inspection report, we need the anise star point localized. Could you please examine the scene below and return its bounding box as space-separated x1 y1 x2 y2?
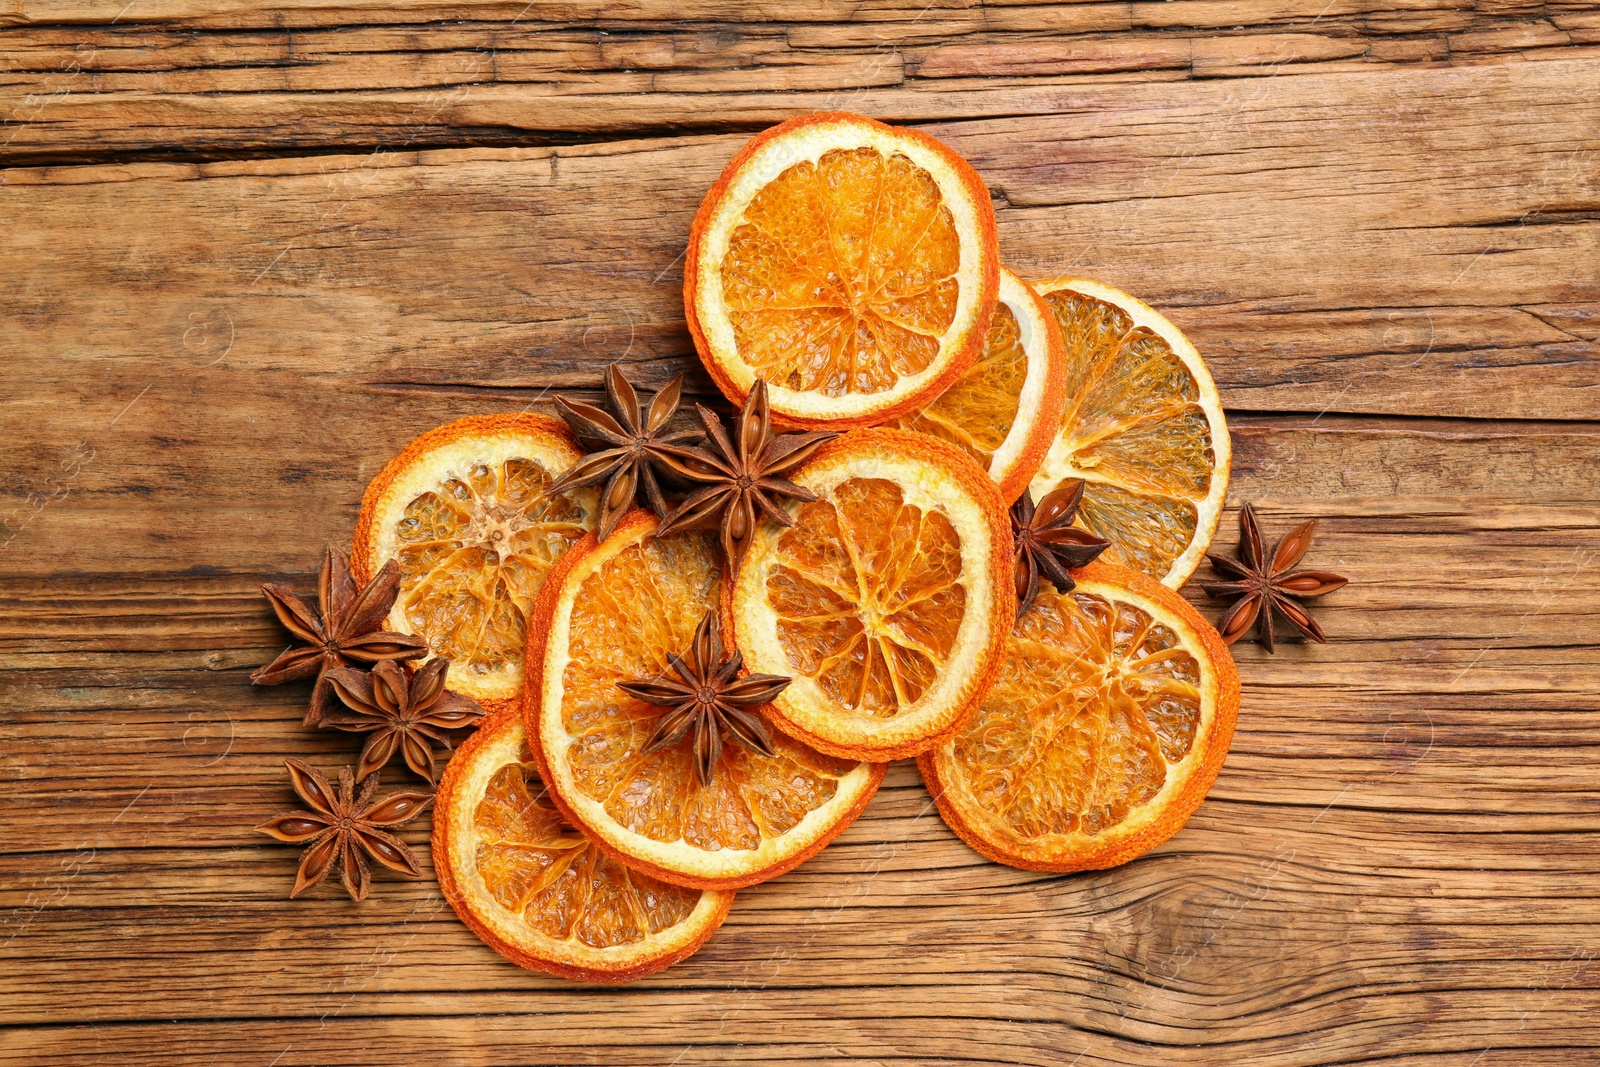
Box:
1201 502 1349 653
616 610 790 787
322 658 484 785
654 379 836 567
250 546 427 726
547 363 705 541
1011 480 1111 614
256 758 434 901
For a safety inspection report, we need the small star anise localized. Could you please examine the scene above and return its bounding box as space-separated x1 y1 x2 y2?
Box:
547 364 704 541
1011 480 1111 613
617 610 791 787
251 547 427 726
322 658 484 785
1201 502 1348 652
654 379 836 567
255 759 434 901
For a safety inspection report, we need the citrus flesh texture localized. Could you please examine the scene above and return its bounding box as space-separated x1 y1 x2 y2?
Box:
722 146 961 398
547 526 871 880
888 300 1024 474
954 588 1201 837
1030 285 1223 586
473 730 702 947
393 454 591 690
923 565 1238 872
434 711 729 981
769 477 969 718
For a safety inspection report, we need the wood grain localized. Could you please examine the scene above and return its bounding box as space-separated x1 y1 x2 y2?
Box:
1 4 1597 1064
3 0 1599 163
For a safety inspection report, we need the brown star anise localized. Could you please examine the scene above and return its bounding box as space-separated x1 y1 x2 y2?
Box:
1011 480 1111 613
255 758 434 901
322 658 484 785
1201 502 1348 652
250 547 427 726
617 610 790 787
654 379 836 567
547 363 704 541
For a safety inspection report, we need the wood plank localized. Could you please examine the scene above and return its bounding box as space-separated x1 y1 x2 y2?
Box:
2 413 1597 1065
1 3 1595 164
0 59 1595 444
2 14 1598 1063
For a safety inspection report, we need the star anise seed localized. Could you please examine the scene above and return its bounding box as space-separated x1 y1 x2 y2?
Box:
547 364 705 541
1011 480 1111 613
322 658 484 785
256 759 433 901
1201 502 1348 653
250 547 428 726
653 379 836 567
617 610 790 787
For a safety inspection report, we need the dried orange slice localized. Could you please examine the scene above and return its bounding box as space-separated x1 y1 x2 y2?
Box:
885 266 1068 502
433 710 732 982
1030 278 1231 588
352 414 597 715
528 511 885 890
919 562 1239 872
685 111 1000 429
730 428 1014 761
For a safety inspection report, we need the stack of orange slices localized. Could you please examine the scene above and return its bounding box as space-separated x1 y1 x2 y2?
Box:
354 112 1242 982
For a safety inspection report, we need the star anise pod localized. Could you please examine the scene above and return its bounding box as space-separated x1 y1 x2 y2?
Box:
255 758 434 901
322 658 484 785
1201 502 1348 652
250 547 427 726
1011 480 1111 613
654 379 836 567
547 364 705 541
617 610 790 788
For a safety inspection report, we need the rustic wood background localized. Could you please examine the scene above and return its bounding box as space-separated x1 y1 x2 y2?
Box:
3 1 1598 1064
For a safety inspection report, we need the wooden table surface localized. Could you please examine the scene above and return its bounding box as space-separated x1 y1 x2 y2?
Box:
3 2 1598 1064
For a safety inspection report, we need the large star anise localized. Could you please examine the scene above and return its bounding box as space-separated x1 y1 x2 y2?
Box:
1201 502 1348 652
654 379 835 567
255 759 434 901
322 658 484 785
617 610 790 787
1011 480 1111 613
251 547 427 726
547 363 704 541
